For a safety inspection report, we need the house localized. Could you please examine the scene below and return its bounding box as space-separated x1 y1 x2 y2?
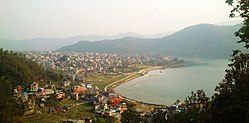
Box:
38 88 46 95
95 95 104 103
120 102 128 111
13 85 23 98
63 80 71 87
71 85 87 100
110 98 122 104
85 83 92 89
71 92 79 100
170 100 186 113
17 85 22 93
72 85 87 94
45 89 54 95
55 92 65 100
30 82 39 92
21 92 29 102
104 104 108 110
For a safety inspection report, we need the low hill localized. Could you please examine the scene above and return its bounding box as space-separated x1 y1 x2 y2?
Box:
58 24 242 58
58 37 154 54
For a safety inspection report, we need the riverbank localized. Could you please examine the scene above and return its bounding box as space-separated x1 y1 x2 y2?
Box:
104 66 167 112
104 66 161 92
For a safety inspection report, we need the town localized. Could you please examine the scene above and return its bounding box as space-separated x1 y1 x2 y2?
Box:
14 51 185 122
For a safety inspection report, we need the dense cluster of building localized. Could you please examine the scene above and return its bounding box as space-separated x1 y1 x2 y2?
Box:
25 51 183 80
13 51 185 122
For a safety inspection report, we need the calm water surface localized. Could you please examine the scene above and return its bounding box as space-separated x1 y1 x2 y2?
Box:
114 59 229 105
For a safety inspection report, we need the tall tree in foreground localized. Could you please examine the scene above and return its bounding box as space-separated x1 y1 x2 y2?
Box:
210 52 249 122
121 103 143 123
184 90 210 123
166 90 210 123
226 0 249 48
209 0 249 122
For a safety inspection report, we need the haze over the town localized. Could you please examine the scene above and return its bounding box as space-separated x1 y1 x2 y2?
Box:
0 0 241 40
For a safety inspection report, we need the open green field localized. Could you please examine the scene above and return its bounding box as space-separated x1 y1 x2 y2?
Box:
87 73 129 90
86 64 155 90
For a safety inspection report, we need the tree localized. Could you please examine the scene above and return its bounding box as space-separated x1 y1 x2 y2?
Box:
0 77 24 122
210 52 249 122
208 1 249 122
152 110 167 123
226 0 249 48
183 90 210 123
121 103 143 123
165 90 210 123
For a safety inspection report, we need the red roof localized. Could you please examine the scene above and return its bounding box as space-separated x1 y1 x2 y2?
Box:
110 98 122 103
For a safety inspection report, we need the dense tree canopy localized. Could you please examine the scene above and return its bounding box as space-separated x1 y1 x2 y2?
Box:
183 90 210 123
226 0 249 48
210 52 249 122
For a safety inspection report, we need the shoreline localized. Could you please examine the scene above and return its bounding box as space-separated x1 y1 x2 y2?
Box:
104 66 167 111
104 66 162 92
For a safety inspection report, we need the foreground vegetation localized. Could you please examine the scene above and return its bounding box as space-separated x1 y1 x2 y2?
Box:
0 49 63 122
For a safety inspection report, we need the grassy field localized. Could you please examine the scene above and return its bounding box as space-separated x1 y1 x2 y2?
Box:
86 73 129 90
87 64 155 90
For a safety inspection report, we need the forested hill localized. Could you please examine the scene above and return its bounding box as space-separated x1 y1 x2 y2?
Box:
58 24 242 58
0 48 61 91
0 48 63 122
153 24 242 58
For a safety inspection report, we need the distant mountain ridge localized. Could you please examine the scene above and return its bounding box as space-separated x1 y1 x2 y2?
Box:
0 32 170 51
153 24 242 58
58 23 242 58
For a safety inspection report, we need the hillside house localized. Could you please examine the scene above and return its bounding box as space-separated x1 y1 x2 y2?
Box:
63 80 71 87
55 92 65 101
30 82 39 92
72 85 87 93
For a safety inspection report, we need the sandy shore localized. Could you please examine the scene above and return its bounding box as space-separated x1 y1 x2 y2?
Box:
104 66 167 112
104 66 161 92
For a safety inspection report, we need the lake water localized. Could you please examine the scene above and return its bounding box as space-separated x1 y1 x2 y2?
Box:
114 59 230 105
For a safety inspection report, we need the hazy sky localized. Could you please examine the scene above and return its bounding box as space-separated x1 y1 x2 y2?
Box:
0 0 240 39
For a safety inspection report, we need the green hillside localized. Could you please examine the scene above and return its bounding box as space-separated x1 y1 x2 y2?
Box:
154 24 242 58
58 24 242 58
58 37 154 54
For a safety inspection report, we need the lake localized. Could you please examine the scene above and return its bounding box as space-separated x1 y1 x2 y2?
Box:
114 59 230 105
